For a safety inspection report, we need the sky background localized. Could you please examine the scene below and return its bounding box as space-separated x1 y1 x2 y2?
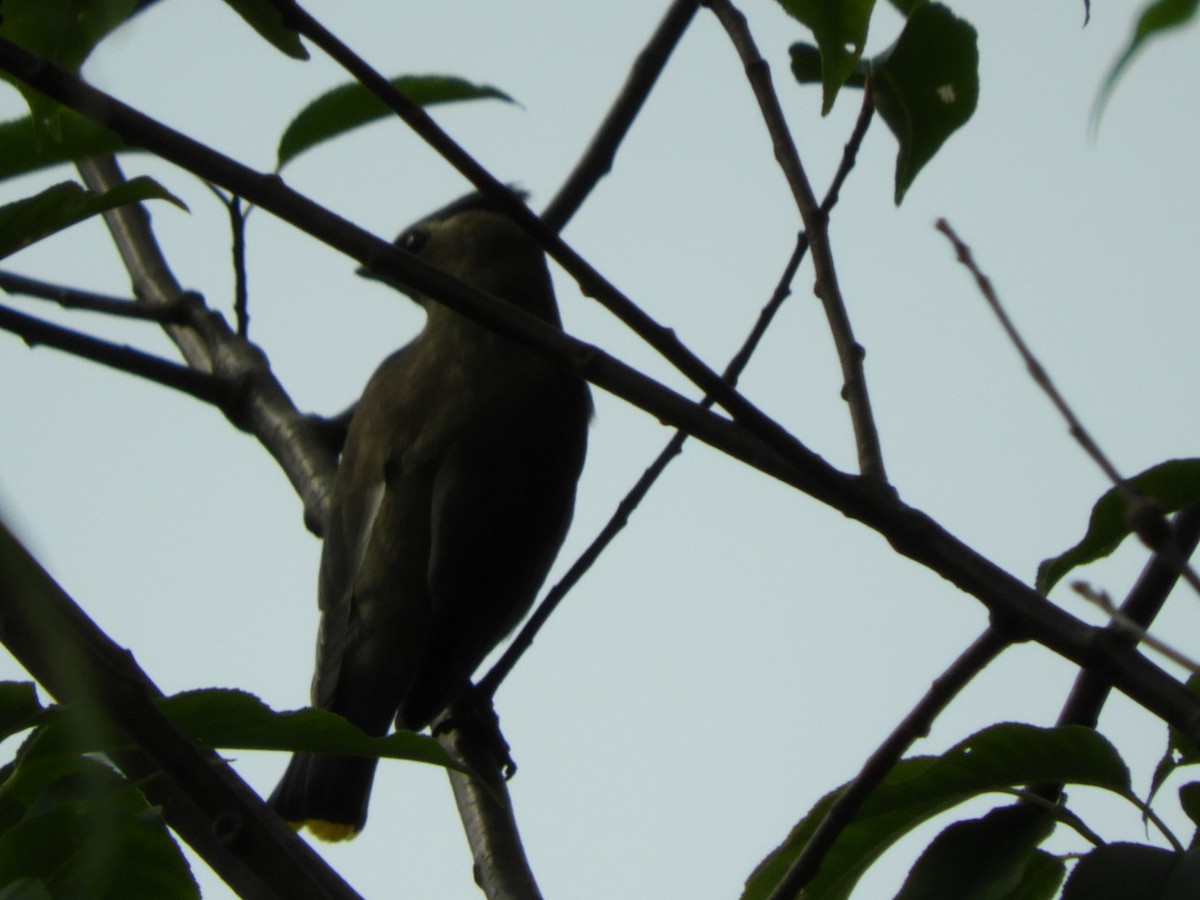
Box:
2 0 1199 897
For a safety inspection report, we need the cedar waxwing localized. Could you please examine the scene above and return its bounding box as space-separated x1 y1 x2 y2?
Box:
268 194 590 841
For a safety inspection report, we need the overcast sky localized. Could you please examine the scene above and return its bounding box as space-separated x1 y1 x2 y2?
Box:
2 1 1199 897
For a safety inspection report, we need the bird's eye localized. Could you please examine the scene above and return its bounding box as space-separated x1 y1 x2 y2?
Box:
399 227 431 254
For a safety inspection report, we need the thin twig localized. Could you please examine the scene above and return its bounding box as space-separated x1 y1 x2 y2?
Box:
936 218 1200 595
205 183 252 337
1054 506 1200 733
483 92 875 696
0 269 186 322
703 0 887 483
1073 582 1200 673
0 301 230 406
765 628 1011 899
542 0 699 232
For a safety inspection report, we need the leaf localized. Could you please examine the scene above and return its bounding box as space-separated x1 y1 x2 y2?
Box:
276 75 515 169
1062 843 1177 899
1179 783 1200 829
743 724 1129 900
776 0 875 114
997 850 1068 900
870 2 979 203
1092 0 1200 133
0 178 186 261
894 805 1056 900
217 0 308 60
0 683 43 744
0 0 138 141
1036 458 1200 594
156 687 463 771
789 43 868 90
0 756 198 900
0 113 129 183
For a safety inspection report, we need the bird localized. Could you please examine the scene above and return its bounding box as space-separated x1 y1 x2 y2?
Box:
268 193 590 841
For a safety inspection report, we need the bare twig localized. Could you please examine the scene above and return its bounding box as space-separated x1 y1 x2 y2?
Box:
766 628 1011 899
0 300 229 405
542 0 699 231
1073 582 1200 673
205 183 252 337
703 0 887 482
0 269 186 322
936 218 1200 594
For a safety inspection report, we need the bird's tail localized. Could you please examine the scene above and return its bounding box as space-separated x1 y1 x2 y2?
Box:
267 752 380 842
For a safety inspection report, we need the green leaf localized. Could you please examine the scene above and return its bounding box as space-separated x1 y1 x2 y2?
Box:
0 113 129 183
0 178 186 261
1062 843 1177 899
997 850 1068 900
743 724 1129 900
0 0 138 141
1178 782 1200 829
1092 0 1200 133
156 687 463 771
0 756 198 900
870 2 978 203
789 43 868 89
776 0 875 114
0 683 43 744
276 75 515 169
894 805 1055 900
217 0 308 60
1036 458 1200 594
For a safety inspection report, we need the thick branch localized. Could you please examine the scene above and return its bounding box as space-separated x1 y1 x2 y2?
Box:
75 157 337 535
0 524 362 900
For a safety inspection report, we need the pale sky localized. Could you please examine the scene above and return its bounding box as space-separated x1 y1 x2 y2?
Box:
2 1 1199 897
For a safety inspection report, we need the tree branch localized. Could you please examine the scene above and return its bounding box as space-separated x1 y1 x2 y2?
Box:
0 299 230 405
541 0 699 232
0 269 186 322
765 628 1011 900
75 156 338 536
0 523 363 900
703 0 887 482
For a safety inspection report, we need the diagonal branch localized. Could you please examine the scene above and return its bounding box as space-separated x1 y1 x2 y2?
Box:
0 523 363 900
0 299 229 404
766 628 1012 899
542 0 699 231
703 0 886 483
0 269 186 322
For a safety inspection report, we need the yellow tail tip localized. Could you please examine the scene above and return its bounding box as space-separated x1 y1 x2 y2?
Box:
305 819 360 842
